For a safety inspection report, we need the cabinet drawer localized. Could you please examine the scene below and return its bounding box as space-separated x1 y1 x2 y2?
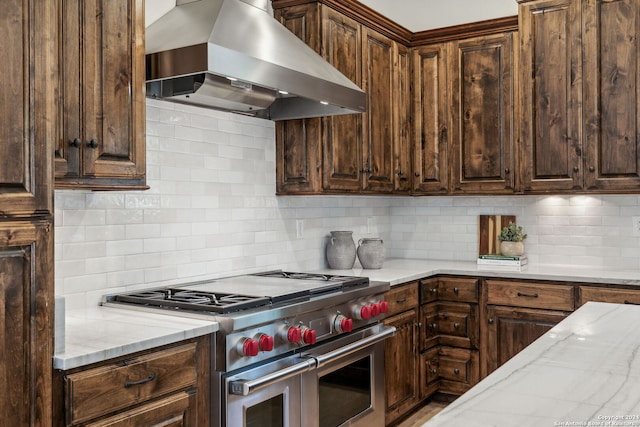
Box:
420 277 478 303
437 277 479 303
66 343 197 425
579 286 640 306
486 280 575 311
386 283 419 315
85 391 195 427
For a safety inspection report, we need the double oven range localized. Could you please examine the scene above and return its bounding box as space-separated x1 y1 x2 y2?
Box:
103 271 395 427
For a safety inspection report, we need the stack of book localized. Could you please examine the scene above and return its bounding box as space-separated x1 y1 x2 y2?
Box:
477 254 528 271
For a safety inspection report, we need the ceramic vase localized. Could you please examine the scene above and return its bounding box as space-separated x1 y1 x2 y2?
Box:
326 231 356 269
357 238 385 269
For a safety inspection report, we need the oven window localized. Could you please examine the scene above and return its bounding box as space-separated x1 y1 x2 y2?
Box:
246 394 284 427
318 356 371 427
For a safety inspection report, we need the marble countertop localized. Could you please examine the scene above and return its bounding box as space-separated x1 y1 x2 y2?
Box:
422 301 640 427
53 307 218 370
55 258 640 371
315 258 640 287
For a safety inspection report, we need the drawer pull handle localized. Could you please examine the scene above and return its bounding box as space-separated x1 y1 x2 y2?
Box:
124 372 157 388
624 300 640 305
454 368 460 375
517 292 539 298
453 322 460 329
453 287 459 294
396 298 407 303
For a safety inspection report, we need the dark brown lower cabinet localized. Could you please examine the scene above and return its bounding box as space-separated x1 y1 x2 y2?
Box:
384 308 421 425
484 306 570 376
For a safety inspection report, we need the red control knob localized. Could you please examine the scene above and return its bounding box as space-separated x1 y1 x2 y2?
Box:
369 303 380 317
354 305 371 320
334 314 353 333
378 300 389 314
302 328 317 345
257 334 274 352
237 338 259 357
282 326 301 344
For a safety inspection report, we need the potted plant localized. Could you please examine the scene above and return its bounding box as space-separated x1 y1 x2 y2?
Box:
498 222 527 256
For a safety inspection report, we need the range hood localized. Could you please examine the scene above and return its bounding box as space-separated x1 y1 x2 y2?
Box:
145 0 367 120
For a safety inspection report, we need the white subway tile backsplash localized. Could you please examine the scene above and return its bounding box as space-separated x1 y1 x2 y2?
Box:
53 100 640 308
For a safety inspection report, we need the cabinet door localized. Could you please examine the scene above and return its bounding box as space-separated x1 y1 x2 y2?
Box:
321 8 363 191
0 0 55 217
394 44 412 192
583 0 640 191
413 44 449 194
361 28 395 192
0 221 53 426
274 4 323 194
519 0 583 192
484 306 569 376
57 0 146 189
450 33 516 194
384 309 420 426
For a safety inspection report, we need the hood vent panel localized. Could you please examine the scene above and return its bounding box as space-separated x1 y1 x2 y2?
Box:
145 0 366 120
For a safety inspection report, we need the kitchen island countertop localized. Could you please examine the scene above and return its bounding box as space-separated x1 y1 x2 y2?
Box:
421 301 640 427
315 258 640 287
53 307 218 370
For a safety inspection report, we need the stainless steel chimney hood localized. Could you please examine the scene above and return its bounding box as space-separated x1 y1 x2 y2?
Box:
145 0 367 120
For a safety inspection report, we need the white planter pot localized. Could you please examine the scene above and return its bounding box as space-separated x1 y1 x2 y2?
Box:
500 241 524 257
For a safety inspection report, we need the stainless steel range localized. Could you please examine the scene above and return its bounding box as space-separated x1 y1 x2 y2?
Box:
102 271 395 427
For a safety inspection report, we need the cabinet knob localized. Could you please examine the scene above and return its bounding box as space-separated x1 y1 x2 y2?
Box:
573 166 579 172
453 287 459 294
69 138 81 148
453 322 460 329
589 166 595 172
454 368 460 375
431 369 438 375
88 139 99 149
429 323 437 329
505 168 510 174
414 172 420 177
488 318 494 324
397 171 405 177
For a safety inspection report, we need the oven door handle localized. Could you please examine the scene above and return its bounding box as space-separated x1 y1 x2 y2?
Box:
228 358 316 396
311 325 396 368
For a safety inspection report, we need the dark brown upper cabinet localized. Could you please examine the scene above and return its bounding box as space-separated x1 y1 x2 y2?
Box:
56 0 146 190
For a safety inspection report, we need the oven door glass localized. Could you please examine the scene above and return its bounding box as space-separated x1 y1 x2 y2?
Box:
318 355 372 426
302 326 390 427
225 355 308 427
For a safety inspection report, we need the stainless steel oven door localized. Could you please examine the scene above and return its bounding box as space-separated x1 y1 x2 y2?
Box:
225 355 314 427
302 324 394 427
225 324 395 427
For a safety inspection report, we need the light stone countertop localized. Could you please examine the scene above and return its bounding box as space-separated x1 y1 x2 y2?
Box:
315 258 640 287
54 258 640 371
421 301 640 427
53 307 218 370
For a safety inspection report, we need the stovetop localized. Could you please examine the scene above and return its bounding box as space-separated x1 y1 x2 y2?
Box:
106 271 371 314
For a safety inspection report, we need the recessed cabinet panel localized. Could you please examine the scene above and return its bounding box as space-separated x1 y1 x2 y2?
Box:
413 44 448 194
57 0 146 189
450 34 515 193
322 8 362 191
275 5 322 194
0 0 55 217
519 0 582 191
362 29 395 192
584 0 640 190
0 222 53 426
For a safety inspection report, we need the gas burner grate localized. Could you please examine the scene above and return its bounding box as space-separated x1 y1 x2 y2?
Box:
113 289 270 314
